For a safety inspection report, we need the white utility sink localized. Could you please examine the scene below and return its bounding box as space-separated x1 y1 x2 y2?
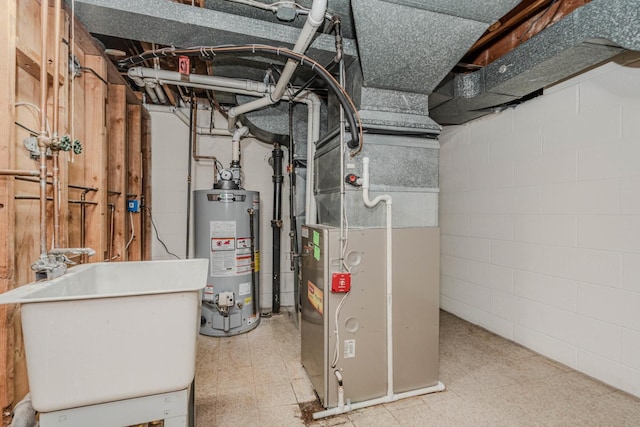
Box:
0 259 207 413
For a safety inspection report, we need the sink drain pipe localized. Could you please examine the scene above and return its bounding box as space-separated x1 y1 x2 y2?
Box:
9 393 37 427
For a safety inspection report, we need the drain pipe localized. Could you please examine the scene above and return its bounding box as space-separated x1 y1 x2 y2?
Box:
226 0 327 130
9 393 37 427
271 144 284 313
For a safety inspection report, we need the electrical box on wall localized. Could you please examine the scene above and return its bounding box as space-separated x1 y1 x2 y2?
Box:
127 200 140 213
331 272 351 293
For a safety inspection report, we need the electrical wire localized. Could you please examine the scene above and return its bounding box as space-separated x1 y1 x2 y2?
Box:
143 206 181 259
125 210 135 250
14 102 51 136
331 291 350 368
117 44 364 156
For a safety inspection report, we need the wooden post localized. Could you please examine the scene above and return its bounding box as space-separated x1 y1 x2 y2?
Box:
127 104 143 261
0 0 17 410
83 54 108 261
107 84 127 261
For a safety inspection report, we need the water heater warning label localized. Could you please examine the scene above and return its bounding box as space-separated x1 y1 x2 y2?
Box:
210 221 236 276
344 339 355 358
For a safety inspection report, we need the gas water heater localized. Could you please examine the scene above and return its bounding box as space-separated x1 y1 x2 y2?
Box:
195 189 260 336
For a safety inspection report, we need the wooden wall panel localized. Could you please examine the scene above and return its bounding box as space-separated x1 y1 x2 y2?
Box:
107 84 127 261
83 54 108 261
0 0 17 410
127 104 143 261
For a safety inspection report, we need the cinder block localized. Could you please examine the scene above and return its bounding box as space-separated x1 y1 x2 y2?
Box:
541 306 620 360
491 291 543 330
444 277 491 312
621 177 640 214
450 236 492 263
514 270 578 311
470 160 514 190
467 188 514 214
468 260 513 293
440 168 470 192
542 179 620 215
578 215 640 253
492 240 544 272
513 214 577 247
440 234 455 256
542 246 621 288
578 350 640 398
514 325 578 369
441 255 469 281
469 214 514 240
578 142 640 181
515 151 577 187
622 102 640 141
513 186 543 214
440 192 470 214
578 282 640 331
623 253 640 293
621 328 640 371
440 214 469 237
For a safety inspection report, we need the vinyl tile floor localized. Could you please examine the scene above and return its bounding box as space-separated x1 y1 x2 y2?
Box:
195 310 640 426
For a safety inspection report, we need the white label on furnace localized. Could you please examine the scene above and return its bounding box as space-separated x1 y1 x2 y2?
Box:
301 228 309 238
239 282 251 296
343 339 356 359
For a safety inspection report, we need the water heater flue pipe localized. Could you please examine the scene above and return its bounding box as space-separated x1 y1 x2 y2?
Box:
226 0 328 130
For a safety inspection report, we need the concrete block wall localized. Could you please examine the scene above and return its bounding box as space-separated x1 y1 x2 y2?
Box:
150 110 295 309
439 57 640 398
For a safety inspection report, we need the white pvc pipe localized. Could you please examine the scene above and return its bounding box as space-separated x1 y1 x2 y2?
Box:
312 382 446 419
144 104 232 136
128 68 271 94
231 126 250 162
300 92 321 225
226 0 327 129
361 157 394 399
139 71 321 222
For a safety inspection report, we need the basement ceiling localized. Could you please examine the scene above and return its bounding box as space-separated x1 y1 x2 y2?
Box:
69 0 640 125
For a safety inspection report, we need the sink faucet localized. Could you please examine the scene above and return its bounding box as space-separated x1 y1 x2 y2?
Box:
31 247 96 281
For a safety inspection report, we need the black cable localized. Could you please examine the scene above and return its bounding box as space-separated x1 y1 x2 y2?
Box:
118 44 362 153
143 206 181 259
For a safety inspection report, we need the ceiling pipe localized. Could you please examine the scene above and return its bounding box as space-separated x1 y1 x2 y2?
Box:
225 0 328 130
140 71 322 225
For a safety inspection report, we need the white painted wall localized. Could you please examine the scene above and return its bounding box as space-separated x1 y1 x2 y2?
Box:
439 56 640 398
150 109 295 309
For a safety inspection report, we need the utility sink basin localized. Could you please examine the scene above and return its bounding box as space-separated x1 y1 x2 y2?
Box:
0 259 207 412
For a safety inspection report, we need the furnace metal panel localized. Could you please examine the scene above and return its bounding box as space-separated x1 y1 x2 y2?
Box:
300 225 440 408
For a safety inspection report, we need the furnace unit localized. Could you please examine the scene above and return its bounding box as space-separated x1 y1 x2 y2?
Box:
300 224 440 409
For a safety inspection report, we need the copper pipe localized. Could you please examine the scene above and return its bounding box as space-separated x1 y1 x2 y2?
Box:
0 169 43 177
37 0 50 257
52 0 62 248
52 152 60 247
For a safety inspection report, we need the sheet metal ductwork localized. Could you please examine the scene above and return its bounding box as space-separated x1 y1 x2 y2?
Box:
349 0 523 94
431 0 640 125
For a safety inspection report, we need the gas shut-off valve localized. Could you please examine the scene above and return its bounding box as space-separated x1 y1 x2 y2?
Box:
215 291 235 315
